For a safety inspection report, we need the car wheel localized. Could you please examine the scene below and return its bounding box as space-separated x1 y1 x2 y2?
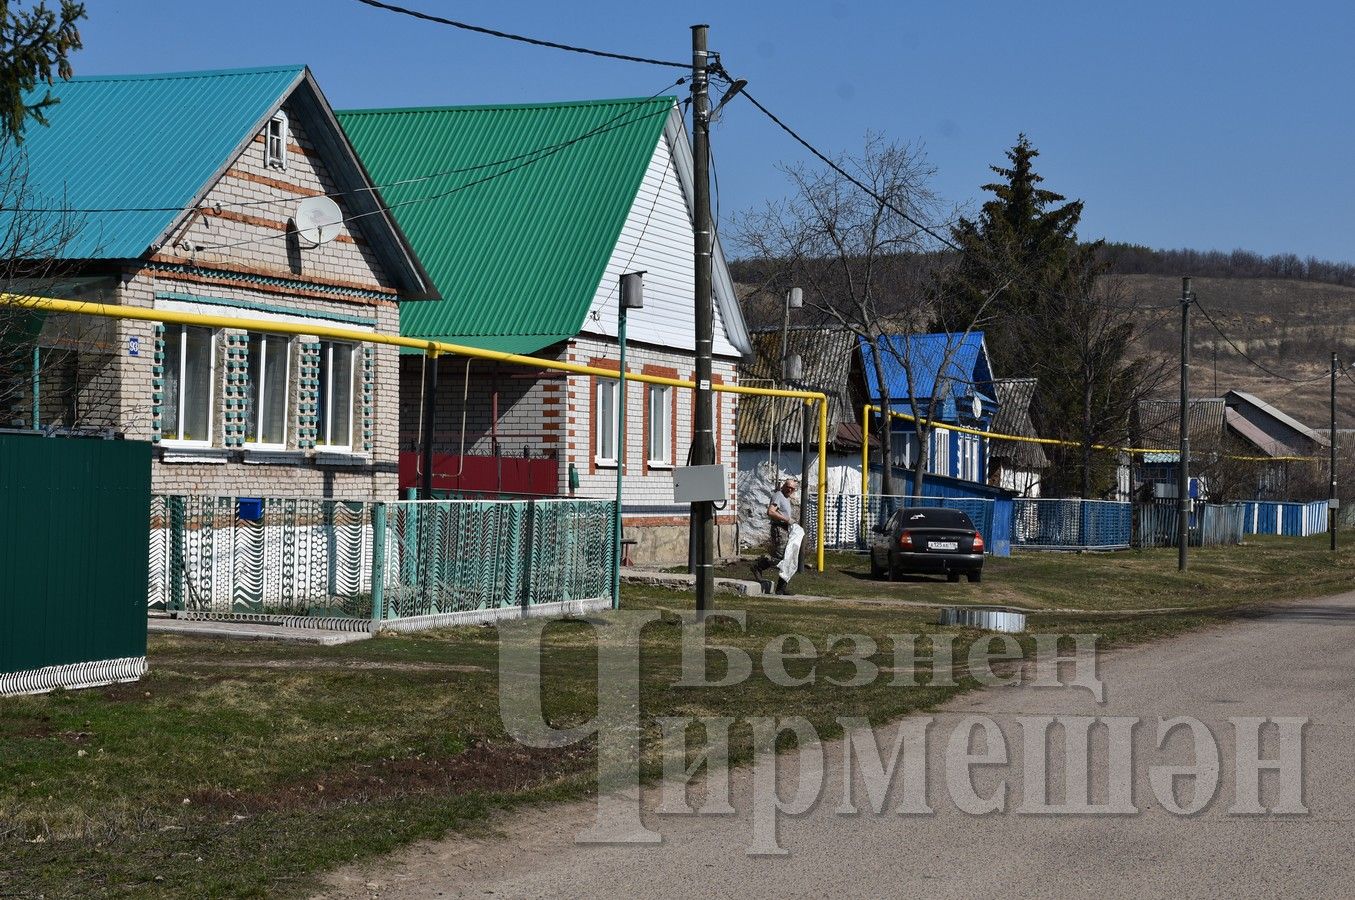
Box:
947 571 960 583
967 571 982 583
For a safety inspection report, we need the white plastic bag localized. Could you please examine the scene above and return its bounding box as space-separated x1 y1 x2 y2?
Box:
776 524 805 584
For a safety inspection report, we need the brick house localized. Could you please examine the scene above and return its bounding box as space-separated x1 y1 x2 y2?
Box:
338 96 752 563
0 66 432 499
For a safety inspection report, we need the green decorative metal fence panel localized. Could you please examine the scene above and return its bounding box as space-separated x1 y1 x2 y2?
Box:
1 432 150 696
149 495 374 621
379 499 615 621
148 494 615 627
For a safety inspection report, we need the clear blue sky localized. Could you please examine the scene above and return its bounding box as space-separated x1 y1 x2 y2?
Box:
76 0 1355 262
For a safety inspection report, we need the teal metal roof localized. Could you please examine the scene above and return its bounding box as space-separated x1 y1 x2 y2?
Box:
5 65 305 260
337 97 674 353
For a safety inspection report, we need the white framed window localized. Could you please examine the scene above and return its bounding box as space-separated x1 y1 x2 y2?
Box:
162 325 215 445
957 433 981 482
891 431 920 469
265 111 288 170
316 340 355 449
646 385 672 466
244 332 290 447
594 379 619 466
930 428 951 476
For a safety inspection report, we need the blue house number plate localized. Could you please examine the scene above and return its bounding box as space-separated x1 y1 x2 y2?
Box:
128 336 140 357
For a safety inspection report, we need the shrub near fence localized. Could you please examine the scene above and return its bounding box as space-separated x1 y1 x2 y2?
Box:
148 495 616 630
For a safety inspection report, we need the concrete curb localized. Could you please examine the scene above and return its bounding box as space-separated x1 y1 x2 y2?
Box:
620 569 765 596
148 619 373 645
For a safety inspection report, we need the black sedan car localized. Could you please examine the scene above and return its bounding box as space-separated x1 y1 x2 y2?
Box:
869 506 984 583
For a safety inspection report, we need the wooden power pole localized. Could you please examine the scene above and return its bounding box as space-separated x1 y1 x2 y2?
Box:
1178 276 1191 571
690 24 715 620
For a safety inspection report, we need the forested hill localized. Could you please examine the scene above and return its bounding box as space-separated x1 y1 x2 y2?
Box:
731 245 1355 427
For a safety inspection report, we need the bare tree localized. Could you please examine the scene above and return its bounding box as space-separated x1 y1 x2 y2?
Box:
1017 273 1171 498
737 135 1006 502
0 140 107 432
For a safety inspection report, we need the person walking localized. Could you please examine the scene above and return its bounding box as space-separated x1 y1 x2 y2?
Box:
752 478 798 593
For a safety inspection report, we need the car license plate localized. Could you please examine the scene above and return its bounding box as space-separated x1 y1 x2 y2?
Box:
930 541 958 551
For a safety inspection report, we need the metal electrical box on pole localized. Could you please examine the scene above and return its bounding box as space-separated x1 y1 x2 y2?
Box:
615 271 644 608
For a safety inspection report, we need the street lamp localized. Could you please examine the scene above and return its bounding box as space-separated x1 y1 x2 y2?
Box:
615 271 644 608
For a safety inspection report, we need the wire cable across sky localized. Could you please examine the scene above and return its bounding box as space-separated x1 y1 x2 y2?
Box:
1191 296 1330 385
350 0 689 69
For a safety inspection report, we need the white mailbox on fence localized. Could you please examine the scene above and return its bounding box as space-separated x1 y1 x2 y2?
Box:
673 464 727 503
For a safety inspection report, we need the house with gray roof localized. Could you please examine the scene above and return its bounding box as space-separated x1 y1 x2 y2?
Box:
735 326 867 547
1221 390 1326 500
987 378 1049 497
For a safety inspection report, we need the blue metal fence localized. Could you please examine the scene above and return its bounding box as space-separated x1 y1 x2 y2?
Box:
1012 499 1132 550
1239 500 1328 537
806 494 1007 556
1136 500 1246 547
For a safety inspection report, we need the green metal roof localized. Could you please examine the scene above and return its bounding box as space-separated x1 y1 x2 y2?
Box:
338 97 674 353
5 66 306 260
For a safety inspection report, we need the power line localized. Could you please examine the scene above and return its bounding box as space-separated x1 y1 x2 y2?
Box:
737 87 961 253
5 79 686 218
185 82 682 254
351 0 688 69
1190 296 1330 385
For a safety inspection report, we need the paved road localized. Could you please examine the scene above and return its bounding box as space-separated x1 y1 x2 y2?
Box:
323 592 1355 899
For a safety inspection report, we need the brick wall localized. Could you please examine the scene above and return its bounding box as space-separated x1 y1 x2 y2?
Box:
157 99 393 294
397 346 565 460
98 91 408 502
565 334 740 562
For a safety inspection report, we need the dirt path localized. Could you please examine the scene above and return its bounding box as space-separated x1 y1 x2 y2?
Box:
319 590 1355 899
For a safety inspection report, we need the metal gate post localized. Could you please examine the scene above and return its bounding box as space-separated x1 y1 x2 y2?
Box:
325 500 337 599
169 495 185 612
370 502 387 622
521 499 536 610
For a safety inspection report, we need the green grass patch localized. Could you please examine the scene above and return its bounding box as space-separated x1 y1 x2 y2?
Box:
728 533 1355 611
1 536 1351 897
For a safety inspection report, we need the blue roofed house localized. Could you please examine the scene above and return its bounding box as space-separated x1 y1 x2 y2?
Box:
0 66 433 499
859 332 998 488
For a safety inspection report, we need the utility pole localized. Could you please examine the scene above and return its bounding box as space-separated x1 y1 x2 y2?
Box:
420 350 438 499
690 24 715 620
1331 351 1338 552
1178 276 1191 571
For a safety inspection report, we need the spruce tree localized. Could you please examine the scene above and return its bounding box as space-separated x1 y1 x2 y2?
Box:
938 136 1149 497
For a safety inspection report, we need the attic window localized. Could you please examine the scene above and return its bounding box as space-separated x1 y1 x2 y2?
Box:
265 112 288 170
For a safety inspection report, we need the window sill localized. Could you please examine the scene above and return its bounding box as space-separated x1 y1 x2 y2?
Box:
646 462 673 470
242 449 305 466
595 459 618 470
315 451 371 467
161 445 228 465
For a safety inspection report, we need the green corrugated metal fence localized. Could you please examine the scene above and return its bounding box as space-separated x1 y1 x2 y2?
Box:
0 432 150 695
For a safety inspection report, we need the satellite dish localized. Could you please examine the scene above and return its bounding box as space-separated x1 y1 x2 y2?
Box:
971 396 983 419
293 195 343 247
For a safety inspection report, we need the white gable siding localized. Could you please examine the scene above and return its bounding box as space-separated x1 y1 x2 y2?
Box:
578 131 740 358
